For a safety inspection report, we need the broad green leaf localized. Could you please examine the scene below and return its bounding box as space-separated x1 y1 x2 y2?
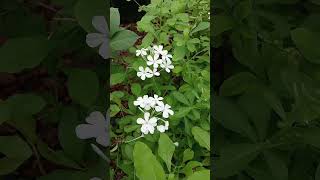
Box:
213 96 256 140
74 0 107 32
183 148 194 163
233 0 252 20
291 28 320 64
187 170 210 180
111 73 125 85
263 89 287 121
37 140 81 169
110 8 120 36
172 107 192 119
133 142 166 180
219 72 258 96
191 126 210 151
172 91 190 105
181 161 203 176
0 37 51 73
215 143 262 178
264 151 288 180
131 83 142 96
67 69 99 107
158 134 175 172
58 107 85 162
0 136 32 175
212 15 235 36
110 30 139 51
237 91 270 140
191 22 210 34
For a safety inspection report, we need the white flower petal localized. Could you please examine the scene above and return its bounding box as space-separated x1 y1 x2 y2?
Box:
86 111 106 126
157 125 166 133
147 125 155 134
141 125 149 134
86 33 105 48
75 124 100 139
92 16 108 34
137 118 145 124
96 135 109 147
98 40 110 59
149 117 158 124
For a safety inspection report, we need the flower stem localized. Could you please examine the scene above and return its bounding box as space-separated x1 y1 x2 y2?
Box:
124 135 144 143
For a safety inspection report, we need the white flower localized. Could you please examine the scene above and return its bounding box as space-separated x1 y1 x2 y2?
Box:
173 142 179 147
135 95 155 110
152 94 163 105
161 50 173 61
147 54 162 68
133 96 144 107
136 48 148 57
137 66 153 80
144 96 156 110
75 111 109 147
152 68 160 76
155 102 174 118
137 112 158 134
86 16 110 59
157 121 169 133
161 59 174 73
153 45 164 55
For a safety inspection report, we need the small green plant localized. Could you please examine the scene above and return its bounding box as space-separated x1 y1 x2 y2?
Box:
110 0 210 179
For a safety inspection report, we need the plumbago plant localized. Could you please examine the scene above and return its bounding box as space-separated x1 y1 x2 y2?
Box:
110 0 210 179
213 0 320 179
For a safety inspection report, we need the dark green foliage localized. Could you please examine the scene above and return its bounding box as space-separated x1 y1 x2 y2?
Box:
213 0 320 179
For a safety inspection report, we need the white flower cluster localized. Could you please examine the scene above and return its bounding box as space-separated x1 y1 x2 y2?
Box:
136 45 174 80
134 94 174 135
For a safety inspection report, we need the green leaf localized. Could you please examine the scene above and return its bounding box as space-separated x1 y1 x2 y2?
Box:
233 0 252 20
67 69 99 107
158 134 175 172
264 151 288 180
212 15 235 36
0 37 51 73
172 107 192 118
219 72 258 96
133 142 166 180
74 0 107 32
111 73 125 85
263 89 287 121
213 96 256 140
183 148 194 163
110 30 139 51
187 170 210 180
0 136 32 175
237 91 270 140
191 22 210 34
110 8 120 36
58 107 85 162
215 143 262 178
37 140 81 169
181 161 203 176
191 126 210 150
172 91 190 105
110 104 120 117
291 28 320 64
131 83 142 96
